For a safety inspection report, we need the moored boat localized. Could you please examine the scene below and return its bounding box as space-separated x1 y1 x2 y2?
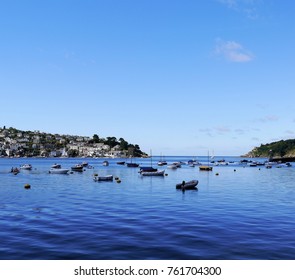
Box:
167 163 178 169
49 168 69 174
139 166 158 172
71 164 84 172
11 167 20 174
141 170 165 176
176 180 199 190
93 175 113 182
126 163 139 167
199 165 213 171
20 164 32 170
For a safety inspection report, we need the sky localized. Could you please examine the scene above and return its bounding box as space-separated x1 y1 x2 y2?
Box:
0 0 294 156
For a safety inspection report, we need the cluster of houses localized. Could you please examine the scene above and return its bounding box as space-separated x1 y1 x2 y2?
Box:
0 128 127 158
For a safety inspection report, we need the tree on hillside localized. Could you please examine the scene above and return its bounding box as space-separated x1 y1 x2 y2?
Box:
93 134 100 143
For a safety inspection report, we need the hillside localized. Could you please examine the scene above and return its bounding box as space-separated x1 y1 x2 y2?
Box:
0 126 147 158
245 139 295 158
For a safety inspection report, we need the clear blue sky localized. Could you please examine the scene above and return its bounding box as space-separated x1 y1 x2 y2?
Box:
1 0 294 156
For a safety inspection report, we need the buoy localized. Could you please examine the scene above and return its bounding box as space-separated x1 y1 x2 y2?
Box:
234 169 236 172
24 184 31 189
94 173 98 176
116 180 121 183
115 177 119 181
165 173 168 176
215 173 219 176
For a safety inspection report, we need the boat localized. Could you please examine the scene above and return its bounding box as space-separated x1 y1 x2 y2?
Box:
93 175 113 182
126 152 139 167
51 163 61 169
11 167 20 174
199 151 213 171
126 163 139 167
141 170 165 176
176 180 199 190
71 164 84 172
171 162 181 168
167 163 178 169
158 154 167 166
140 150 159 174
116 161 125 165
199 166 213 171
102 160 109 166
276 162 292 168
139 166 158 172
20 164 32 170
49 168 69 174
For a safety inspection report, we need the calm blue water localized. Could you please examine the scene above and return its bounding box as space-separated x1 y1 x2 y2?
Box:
1 156 295 260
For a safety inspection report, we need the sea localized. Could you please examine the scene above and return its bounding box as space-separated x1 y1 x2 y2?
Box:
0 156 295 260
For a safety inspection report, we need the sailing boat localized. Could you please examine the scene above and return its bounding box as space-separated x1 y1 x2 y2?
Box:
158 153 167 166
126 148 139 167
140 150 165 176
126 156 139 167
199 151 213 171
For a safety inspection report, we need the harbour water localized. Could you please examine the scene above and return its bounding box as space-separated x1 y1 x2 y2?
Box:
1 156 295 260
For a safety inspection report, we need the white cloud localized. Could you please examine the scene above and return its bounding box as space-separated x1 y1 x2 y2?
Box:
218 0 237 9
218 0 260 19
254 115 279 123
215 39 254 62
214 126 231 134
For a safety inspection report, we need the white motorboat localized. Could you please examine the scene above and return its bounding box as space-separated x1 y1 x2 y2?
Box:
141 170 165 176
93 175 113 181
167 164 178 169
20 164 32 170
49 168 69 174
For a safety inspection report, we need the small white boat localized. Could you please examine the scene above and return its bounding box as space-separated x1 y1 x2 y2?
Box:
141 170 165 176
71 164 84 172
20 164 32 170
176 180 199 190
93 175 113 181
276 163 292 168
167 164 178 169
49 168 69 174
51 163 61 169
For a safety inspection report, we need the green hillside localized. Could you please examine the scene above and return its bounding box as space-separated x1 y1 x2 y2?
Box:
247 139 295 158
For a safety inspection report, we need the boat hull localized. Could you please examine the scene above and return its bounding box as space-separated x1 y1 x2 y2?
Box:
49 168 69 174
141 170 165 176
176 180 199 190
93 175 113 182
